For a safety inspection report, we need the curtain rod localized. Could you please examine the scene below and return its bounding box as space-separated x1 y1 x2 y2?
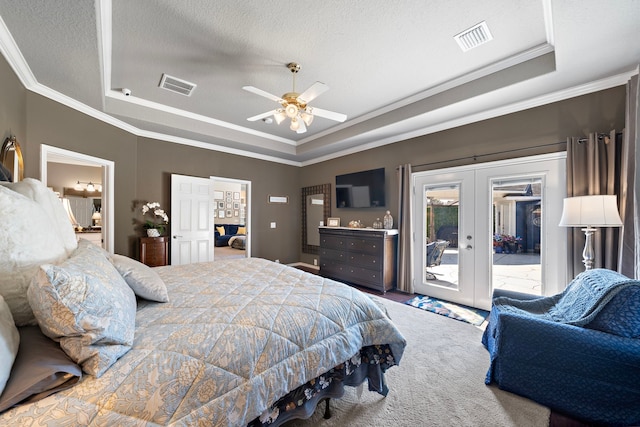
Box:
401 141 567 170
576 131 622 143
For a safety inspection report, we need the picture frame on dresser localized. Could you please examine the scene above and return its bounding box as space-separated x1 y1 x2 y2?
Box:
327 217 341 227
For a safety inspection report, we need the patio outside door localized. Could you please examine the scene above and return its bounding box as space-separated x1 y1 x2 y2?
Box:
413 153 567 311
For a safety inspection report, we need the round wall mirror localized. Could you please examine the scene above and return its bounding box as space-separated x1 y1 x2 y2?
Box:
1 136 24 182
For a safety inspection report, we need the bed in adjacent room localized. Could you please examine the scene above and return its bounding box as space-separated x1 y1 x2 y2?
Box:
0 179 406 426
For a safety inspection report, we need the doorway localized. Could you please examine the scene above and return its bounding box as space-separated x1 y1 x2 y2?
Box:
40 145 115 253
211 176 251 260
170 174 251 265
413 153 566 310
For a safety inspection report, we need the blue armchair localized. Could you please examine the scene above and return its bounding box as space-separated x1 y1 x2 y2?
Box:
482 269 640 426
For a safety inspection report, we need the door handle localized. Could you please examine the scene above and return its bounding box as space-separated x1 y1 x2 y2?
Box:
173 235 183 239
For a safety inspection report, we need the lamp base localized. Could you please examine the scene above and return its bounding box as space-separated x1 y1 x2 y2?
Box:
581 227 596 270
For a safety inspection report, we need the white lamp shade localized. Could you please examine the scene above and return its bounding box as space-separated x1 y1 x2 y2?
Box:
559 195 623 227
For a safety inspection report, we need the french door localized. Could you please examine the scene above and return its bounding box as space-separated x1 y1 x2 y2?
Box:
413 153 567 310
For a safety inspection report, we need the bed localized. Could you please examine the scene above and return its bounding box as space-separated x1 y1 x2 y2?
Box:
0 179 406 426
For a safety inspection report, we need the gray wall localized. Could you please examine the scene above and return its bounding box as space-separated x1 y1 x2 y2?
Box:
298 87 627 265
134 137 300 262
0 51 301 262
0 52 26 152
0 53 627 265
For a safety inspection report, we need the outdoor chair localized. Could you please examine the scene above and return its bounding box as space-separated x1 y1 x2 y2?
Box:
425 240 448 280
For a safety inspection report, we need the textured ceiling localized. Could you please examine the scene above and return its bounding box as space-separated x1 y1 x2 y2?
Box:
0 0 638 165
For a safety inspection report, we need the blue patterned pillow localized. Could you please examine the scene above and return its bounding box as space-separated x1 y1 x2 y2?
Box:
586 286 640 338
27 241 136 377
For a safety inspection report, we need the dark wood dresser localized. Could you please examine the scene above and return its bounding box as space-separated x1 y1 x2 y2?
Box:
319 227 398 293
139 236 168 267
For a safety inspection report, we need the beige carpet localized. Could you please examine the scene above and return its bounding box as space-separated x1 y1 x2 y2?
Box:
288 296 549 427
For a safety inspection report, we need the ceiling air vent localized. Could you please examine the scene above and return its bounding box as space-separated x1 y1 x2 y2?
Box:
159 74 197 96
454 21 493 52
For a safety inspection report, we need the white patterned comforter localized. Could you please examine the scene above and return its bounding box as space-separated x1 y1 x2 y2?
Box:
1 258 406 426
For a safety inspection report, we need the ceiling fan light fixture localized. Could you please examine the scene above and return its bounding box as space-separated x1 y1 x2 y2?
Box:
243 62 346 133
301 110 314 126
285 103 299 118
274 109 286 124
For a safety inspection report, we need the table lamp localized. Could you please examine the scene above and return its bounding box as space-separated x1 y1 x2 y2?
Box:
559 195 622 270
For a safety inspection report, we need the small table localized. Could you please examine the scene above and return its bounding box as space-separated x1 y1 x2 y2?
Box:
140 236 168 267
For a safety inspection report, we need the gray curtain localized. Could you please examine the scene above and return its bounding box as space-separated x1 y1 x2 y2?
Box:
619 73 639 278
566 130 622 278
397 164 413 293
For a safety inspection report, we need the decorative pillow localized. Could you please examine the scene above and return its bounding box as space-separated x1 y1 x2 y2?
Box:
237 226 247 235
110 254 169 302
586 285 640 338
27 242 136 377
216 226 226 235
0 185 69 326
0 326 81 413
1 178 77 255
0 295 20 396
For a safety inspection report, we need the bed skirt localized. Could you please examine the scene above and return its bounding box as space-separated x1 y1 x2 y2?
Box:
249 344 396 426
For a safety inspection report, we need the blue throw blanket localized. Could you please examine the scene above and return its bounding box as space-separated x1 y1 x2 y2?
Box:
492 268 640 326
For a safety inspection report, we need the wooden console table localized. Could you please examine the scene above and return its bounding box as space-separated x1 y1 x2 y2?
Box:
319 227 398 293
140 236 168 267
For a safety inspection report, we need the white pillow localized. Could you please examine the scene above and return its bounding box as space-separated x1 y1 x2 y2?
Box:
110 254 169 302
27 242 136 377
0 185 69 326
1 178 77 255
0 295 20 396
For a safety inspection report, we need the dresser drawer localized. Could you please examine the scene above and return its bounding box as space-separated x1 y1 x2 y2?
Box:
320 259 349 279
345 237 383 255
320 235 349 250
347 251 383 270
320 247 348 262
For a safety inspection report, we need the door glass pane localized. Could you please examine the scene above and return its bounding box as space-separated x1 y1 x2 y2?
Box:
491 178 542 295
424 184 459 289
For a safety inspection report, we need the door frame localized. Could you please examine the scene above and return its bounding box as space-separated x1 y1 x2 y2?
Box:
210 175 251 258
40 144 115 253
412 152 567 309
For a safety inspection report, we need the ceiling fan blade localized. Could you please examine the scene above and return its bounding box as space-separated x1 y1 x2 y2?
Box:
297 81 329 104
309 107 347 123
247 110 277 121
242 86 283 103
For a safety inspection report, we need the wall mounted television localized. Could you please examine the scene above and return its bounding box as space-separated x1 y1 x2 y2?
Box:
335 167 385 208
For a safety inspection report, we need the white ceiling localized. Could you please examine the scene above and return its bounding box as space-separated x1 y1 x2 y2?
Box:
0 0 638 166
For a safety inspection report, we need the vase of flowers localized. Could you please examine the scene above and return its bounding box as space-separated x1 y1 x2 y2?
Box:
141 202 169 237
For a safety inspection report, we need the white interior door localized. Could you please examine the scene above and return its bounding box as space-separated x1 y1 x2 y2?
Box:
170 174 215 265
413 153 566 310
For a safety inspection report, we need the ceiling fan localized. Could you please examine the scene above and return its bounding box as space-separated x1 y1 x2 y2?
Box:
243 62 347 134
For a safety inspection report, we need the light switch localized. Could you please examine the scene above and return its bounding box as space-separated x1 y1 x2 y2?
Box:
270 222 276 228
